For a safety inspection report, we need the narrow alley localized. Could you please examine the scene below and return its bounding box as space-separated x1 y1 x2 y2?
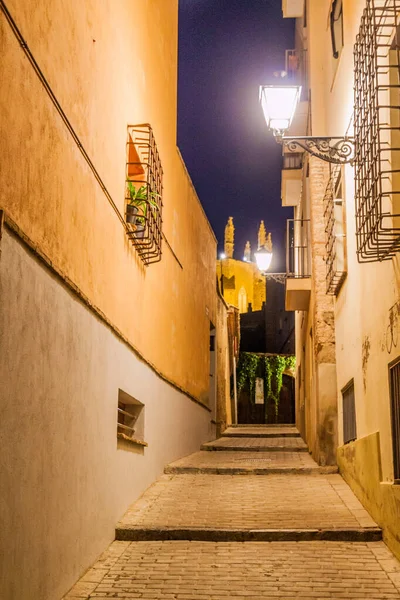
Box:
64 427 400 599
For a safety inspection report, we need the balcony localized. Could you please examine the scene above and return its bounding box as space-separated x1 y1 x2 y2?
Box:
285 219 311 311
281 153 302 207
282 0 304 18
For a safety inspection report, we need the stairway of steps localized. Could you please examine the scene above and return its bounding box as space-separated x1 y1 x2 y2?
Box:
65 424 395 600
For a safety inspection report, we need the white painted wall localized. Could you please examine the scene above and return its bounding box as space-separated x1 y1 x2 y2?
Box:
0 229 213 600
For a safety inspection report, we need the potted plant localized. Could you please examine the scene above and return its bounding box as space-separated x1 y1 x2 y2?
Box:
126 181 160 237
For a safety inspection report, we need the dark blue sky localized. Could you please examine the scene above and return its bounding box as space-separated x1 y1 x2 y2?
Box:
177 0 295 271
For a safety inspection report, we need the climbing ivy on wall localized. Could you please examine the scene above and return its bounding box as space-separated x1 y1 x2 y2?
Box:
237 352 260 394
236 352 296 421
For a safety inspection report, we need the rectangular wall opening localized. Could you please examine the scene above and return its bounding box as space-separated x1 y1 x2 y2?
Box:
389 359 400 481
117 389 145 447
342 380 356 444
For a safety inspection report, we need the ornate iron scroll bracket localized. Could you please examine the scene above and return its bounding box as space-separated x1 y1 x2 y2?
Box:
275 135 355 165
264 273 287 284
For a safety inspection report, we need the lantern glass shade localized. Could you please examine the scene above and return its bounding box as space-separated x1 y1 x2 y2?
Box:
259 85 301 134
254 249 273 273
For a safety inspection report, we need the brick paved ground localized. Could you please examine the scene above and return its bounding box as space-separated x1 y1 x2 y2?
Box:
64 426 400 600
64 540 400 599
165 450 337 474
116 473 376 531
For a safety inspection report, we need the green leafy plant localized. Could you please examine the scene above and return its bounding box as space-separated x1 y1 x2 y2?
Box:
237 352 260 394
126 181 159 224
236 352 296 423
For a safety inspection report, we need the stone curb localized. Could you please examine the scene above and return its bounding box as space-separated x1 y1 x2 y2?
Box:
115 526 382 543
221 432 300 438
164 465 338 475
200 444 308 453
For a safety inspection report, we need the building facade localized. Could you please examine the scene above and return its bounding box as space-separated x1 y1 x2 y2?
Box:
217 216 268 313
281 0 400 560
0 2 231 598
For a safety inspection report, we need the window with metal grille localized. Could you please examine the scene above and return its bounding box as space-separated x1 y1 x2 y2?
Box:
354 0 400 262
126 124 163 265
342 380 356 444
389 359 400 481
324 164 347 294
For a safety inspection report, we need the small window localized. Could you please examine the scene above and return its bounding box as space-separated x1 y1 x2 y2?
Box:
342 380 356 444
117 389 145 447
330 0 344 59
389 359 400 481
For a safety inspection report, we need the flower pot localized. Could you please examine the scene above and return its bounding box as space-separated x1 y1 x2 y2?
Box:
126 204 138 224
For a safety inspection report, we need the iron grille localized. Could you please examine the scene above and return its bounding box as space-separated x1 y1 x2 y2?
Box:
354 0 400 262
323 164 347 294
286 219 311 278
342 380 357 444
389 359 400 480
126 124 163 265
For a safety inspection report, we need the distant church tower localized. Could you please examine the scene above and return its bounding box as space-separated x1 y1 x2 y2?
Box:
224 216 234 258
258 220 272 252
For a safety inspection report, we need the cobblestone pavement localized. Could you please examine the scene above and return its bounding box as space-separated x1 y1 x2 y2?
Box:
116 473 377 531
65 540 400 599
165 450 337 474
64 426 400 600
201 437 308 451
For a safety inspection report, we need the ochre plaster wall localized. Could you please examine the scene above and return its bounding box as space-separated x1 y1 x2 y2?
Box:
0 0 216 404
338 434 400 561
216 295 233 435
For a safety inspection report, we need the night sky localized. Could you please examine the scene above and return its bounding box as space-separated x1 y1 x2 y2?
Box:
178 0 295 271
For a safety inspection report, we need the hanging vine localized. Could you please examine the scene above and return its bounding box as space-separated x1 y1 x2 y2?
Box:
236 352 296 422
236 352 260 394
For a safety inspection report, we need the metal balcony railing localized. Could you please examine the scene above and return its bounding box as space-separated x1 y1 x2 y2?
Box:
286 219 311 278
282 152 303 170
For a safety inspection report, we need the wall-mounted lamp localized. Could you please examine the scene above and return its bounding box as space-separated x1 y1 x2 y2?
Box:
259 84 354 165
254 247 273 274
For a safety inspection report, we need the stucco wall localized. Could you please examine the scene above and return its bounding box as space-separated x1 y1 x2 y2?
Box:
216 296 232 435
0 0 216 403
0 228 213 600
305 0 400 555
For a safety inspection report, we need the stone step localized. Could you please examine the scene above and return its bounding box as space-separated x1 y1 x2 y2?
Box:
222 431 300 438
201 441 308 452
164 464 338 475
222 425 300 438
116 525 382 543
165 449 334 474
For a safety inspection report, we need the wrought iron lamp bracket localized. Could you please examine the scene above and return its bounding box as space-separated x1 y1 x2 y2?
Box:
264 273 287 284
275 134 355 165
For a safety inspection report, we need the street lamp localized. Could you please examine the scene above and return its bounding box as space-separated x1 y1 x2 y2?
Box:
254 247 273 274
259 83 355 165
